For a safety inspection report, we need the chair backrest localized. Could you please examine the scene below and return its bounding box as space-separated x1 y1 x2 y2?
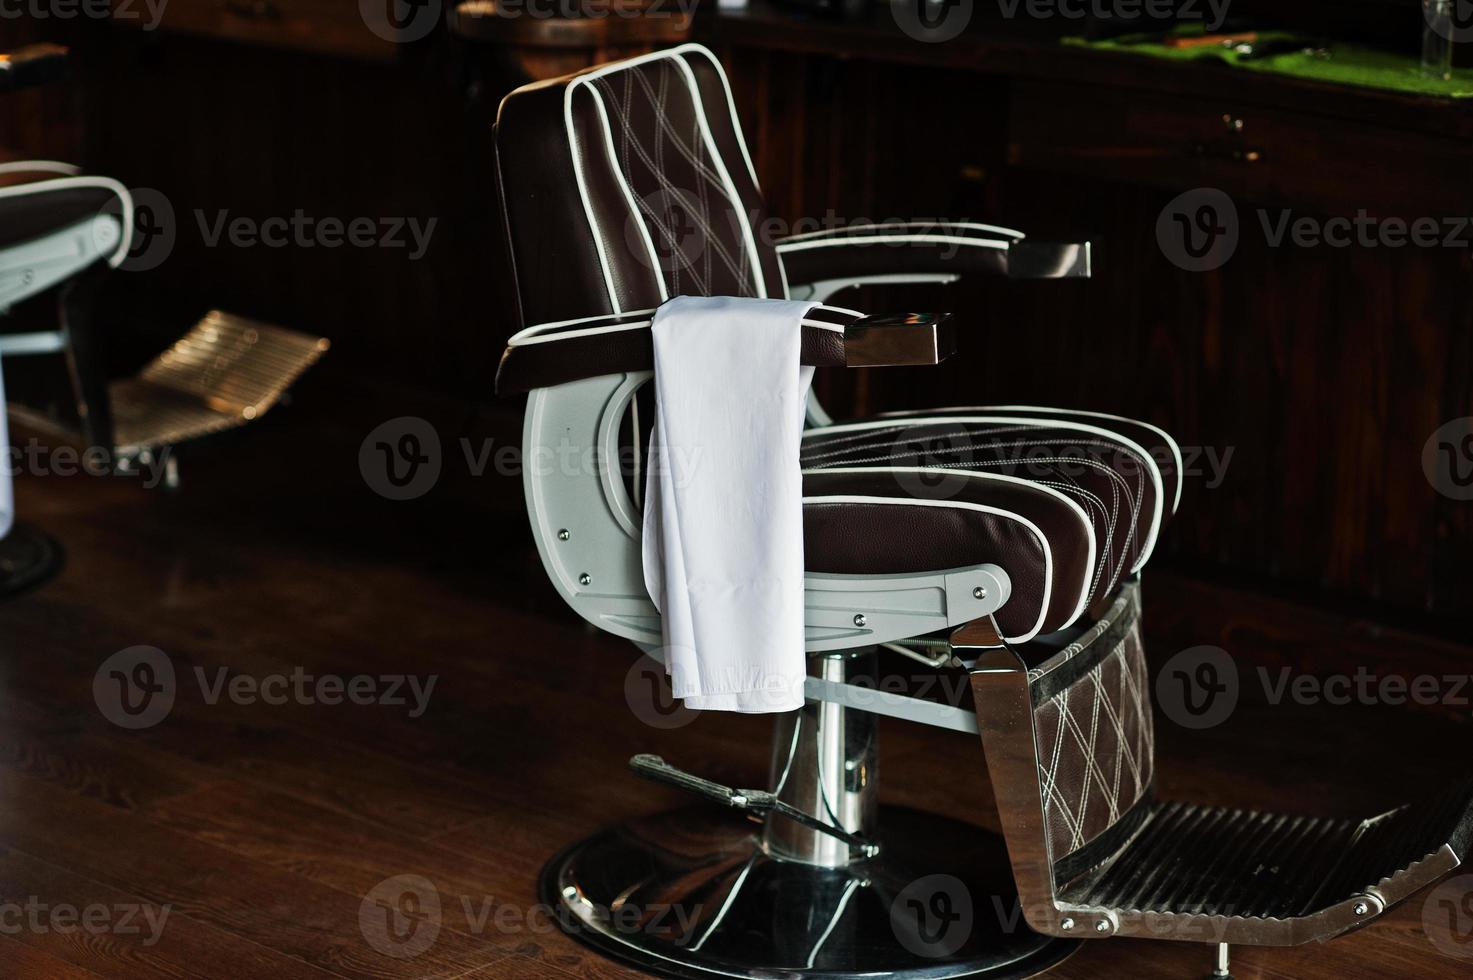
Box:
494 44 787 329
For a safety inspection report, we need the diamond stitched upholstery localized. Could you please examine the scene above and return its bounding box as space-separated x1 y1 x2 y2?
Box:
591 61 757 298
1029 583 1154 861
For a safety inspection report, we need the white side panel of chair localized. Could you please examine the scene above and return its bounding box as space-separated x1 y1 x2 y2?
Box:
521 372 1010 654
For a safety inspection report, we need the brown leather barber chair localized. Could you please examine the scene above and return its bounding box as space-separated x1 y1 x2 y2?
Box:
492 43 1473 979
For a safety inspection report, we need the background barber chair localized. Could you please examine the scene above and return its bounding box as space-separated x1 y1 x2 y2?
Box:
493 43 1473 979
0 42 329 594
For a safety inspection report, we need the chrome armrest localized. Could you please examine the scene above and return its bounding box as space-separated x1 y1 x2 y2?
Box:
843 312 956 367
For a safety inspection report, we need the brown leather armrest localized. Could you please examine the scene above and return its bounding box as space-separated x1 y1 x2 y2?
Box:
775 223 1091 289
495 307 954 394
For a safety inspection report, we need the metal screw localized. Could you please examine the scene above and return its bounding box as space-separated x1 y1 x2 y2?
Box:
557 528 570 541
1094 920 1110 934
1059 918 1074 931
853 614 867 627
973 586 988 600
578 573 591 586
1353 901 1369 916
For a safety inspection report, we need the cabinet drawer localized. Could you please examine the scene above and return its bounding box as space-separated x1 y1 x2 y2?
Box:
1007 80 1473 216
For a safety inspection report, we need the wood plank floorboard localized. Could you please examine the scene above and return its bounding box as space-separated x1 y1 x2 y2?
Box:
0 394 1468 979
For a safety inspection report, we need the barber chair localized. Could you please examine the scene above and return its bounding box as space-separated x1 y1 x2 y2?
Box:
493 43 1473 978
0 43 328 592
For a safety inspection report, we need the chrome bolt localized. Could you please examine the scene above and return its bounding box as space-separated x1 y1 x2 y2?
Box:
1353 901 1369 916
1059 918 1075 931
557 528 570 541
853 614 867 627
578 573 591 586
1094 920 1110 934
973 586 988 599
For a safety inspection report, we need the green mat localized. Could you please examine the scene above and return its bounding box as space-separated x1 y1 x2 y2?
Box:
1063 26 1473 99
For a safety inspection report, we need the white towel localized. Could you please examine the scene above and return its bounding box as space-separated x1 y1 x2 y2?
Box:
641 295 819 713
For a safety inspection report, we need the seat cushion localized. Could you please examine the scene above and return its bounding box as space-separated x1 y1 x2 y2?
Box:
800 407 1179 642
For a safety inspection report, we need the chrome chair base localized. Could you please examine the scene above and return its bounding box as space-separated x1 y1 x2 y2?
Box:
539 805 1078 979
0 520 62 598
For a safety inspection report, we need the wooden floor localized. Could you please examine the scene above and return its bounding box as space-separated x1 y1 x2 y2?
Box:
0 377 1470 979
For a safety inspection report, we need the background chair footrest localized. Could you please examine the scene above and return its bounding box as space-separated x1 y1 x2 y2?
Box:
109 309 329 453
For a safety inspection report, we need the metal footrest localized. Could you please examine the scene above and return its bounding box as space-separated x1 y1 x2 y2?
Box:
1062 781 1473 945
109 309 329 454
965 580 1473 948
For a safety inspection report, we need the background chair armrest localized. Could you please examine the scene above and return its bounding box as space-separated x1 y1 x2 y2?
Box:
495 306 953 394
776 221 1091 298
0 44 70 94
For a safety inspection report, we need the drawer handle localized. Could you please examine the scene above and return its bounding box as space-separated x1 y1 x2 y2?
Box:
1192 142 1264 164
224 0 281 19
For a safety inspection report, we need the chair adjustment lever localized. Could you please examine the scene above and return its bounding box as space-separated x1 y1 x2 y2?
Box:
629 754 878 855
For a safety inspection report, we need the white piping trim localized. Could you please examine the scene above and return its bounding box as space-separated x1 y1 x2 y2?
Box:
671 52 768 298
809 415 1166 573
0 175 134 268
510 320 653 346
679 46 762 195
587 84 668 302
514 307 658 333
975 405 1184 515
558 43 773 311
777 221 1025 244
801 493 1054 644
776 235 1010 253
806 465 1094 632
0 160 80 177
564 79 622 313
508 308 859 346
